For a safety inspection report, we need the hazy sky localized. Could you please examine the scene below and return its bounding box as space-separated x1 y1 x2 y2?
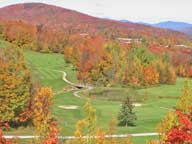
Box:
0 0 191 23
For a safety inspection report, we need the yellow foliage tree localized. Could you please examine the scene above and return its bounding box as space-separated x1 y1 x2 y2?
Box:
0 46 31 125
157 79 192 143
95 128 105 144
32 87 53 143
157 111 177 142
167 66 177 84
74 120 87 144
84 100 97 144
73 100 96 144
177 79 192 112
106 119 117 144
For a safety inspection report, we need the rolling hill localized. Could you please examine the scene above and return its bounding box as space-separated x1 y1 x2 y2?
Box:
0 3 191 43
152 21 192 36
145 21 192 36
0 3 147 29
121 20 192 36
181 27 192 36
153 21 192 31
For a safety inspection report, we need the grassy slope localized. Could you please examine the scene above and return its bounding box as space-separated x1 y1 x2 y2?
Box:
25 51 78 91
1 44 190 143
24 51 187 142
24 51 171 134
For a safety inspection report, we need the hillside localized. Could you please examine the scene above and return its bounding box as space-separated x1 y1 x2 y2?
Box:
0 3 144 29
153 21 192 31
0 3 191 43
182 27 192 35
1 3 192 144
152 21 192 36
122 20 192 36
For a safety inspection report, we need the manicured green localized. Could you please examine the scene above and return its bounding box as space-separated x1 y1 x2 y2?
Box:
24 50 78 91
84 87 147 102
24 51 185 136
3 48 190 143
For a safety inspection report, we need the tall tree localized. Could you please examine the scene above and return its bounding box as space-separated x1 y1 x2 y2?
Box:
74 100 96 144
32 87 54 143
177 79 192 112
0 46 31 126
84 100 97 144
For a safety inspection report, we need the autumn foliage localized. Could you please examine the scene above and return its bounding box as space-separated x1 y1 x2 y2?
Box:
41 121 59 144
31 87 59 144
166 110 192 144
0 6 191 86
0 129 14 144
64 36 177 87
0 3 192 144
158 79 192 144
32 87 53 128
0 3 190 45
0 44 58 143
0 45 31 127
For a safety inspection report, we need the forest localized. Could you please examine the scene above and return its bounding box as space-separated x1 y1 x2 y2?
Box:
0 2 192 144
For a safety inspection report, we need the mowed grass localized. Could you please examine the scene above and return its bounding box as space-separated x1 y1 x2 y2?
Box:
24 51 188 141
4 48 191 144
24 50 77 91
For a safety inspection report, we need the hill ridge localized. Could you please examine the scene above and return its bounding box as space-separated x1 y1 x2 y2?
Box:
0 3 191 43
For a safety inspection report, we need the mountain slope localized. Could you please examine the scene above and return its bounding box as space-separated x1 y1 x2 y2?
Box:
153 21 192 31
182 27 192 35
151 21 192 35
0 3 144 29
0 3 191 43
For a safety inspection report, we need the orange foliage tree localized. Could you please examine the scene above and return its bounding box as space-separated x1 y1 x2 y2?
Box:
158 79 192 143
32 87 58 144
0 45 31 127
0 129 14 144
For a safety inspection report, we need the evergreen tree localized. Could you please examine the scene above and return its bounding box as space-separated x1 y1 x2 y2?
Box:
117 97 137 126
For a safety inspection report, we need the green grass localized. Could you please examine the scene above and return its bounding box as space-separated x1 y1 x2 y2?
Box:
2 47 191 143
84 87 147 102
24 50 77 91
132 136 159 144
138 78 185 97
24 51 188 137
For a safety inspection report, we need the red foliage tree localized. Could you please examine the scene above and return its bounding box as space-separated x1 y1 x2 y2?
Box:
0 129 14 144
166 110 192 144
42 121 59 144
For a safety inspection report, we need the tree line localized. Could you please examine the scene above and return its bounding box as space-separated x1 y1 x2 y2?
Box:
64 36 177 87
0 20 191 86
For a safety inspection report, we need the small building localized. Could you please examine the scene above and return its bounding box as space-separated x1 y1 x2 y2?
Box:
117 37 142 44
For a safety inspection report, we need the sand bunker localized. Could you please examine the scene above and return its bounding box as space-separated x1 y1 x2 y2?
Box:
120 103 142 107
132 103 142 107
58 105 79 110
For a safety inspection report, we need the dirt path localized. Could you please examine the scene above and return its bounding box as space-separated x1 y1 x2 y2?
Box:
59 70 145 107
54 70 93 98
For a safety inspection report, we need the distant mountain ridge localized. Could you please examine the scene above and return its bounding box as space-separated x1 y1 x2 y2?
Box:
152 21 192 35
152 21 192 31
121 20 192 35
0 3 190 43
182 27 192 35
